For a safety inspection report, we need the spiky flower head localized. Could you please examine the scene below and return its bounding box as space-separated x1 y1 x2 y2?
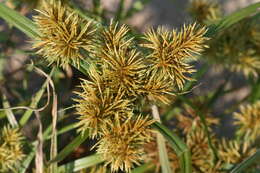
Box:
188 0 221 24
204 18 260 78
186 128 217 172
96 115 154 172
75 66 132 138
142 70 175 104
175 103 219 134
94 22 146 98
0 125 25 172
142 23 208 90
218 139 256 164
33 0 96 68
233 101 260 141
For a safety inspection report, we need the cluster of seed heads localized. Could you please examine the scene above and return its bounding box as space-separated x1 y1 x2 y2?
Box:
33 0 207 172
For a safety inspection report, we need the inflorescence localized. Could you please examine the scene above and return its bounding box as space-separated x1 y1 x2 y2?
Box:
33 1 208 172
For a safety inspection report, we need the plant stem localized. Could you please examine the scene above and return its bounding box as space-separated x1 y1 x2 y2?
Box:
151 105 172 173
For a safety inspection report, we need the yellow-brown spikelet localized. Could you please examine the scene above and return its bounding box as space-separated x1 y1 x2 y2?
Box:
96 115 154 172
175 104 219 134
100 48 146 98
33 0 96 68
142 24 208 89
94 22 146 97
218 139 256 164
233 101 260 141
204 18 260 78
95 21 133 54
75 67 132 138
188 0 221 24
142 70 175 104
186 128 217 172
0 126 25 172
230 54 260 78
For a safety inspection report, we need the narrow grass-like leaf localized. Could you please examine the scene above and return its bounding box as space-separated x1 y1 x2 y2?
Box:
152 122 192 173
206 2 260 37
2 94 18 127
58 154 104 173
151 105 172 173
49 132 89 164
19 68 55 126
131 163 155 173
19 144 36 173
230 150 260 173
44 123 78 140
0 3 39 38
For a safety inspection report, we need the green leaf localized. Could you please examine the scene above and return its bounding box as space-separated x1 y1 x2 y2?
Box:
230 150 260 173
2 94 18 128
19 68 55 126
18 143 36 173
152 122 192 173
49 132 89 164
58 154 104 173
206 2 260 37
131 163 155 173
0 3 39 38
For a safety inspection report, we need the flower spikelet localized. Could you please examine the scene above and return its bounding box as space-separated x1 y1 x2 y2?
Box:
175 101 219 134
218 139 256 164
186 128 216 172
75 67 132 138
97 115 154 172
95 22 146 97
33 0 96 68
188 0 221 24
0 126 25 172
233 101 260 141
142 70 175 104
143 24 207 89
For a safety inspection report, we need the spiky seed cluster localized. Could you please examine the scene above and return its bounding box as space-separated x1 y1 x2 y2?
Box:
218 139 256 164
73 19 207 171
97 116 154 172
0 126 25 172
233 101 260 140
33 1 96 68
186 128 217 172
188 0 221 24
94 22 146 98
175 102 219 134
75 66 132 138
201 15 260 77
142 24 208 90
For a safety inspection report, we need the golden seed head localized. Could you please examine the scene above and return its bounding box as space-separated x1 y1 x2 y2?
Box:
33 1 96 68
175 103 219 134
188 0 221 24
97 115 154 172
204 18 260 78
142 23 208 90
186 128 217 172
0 126 25 172
233 101 260 141
94 22 146 98
218 139 256 164
75 67 133 138
142 70 175 104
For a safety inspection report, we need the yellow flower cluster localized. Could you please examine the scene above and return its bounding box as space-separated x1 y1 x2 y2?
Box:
33 1 208 171
234 101 260 141
0 126 25 172
188 0 260 78
33 1 96 68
